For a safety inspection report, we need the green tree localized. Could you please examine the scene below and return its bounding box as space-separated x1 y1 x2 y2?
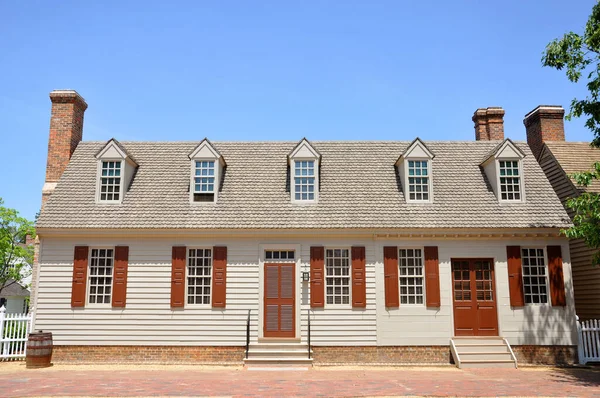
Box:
0 198 35 296
542 1 600 265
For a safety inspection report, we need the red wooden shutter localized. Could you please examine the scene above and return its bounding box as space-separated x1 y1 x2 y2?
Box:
383 246 399 308
424 246 440 307
547 245 566 307
212 246 227 308
112 246 129 308
351 246 366 308
171 246 186 308
506 246 525 307
310 246 325 308
71 246 89 307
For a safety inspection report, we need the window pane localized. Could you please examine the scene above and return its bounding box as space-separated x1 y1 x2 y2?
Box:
88 248 114 304
407 160 429 202
187 248 212 305
325 248 350 305
521 248 548 304
193 161 216 193
294 161 316 201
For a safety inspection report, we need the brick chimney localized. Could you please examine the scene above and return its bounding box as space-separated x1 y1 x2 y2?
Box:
524 105 565 159
473 107 505 141
42 90 88 206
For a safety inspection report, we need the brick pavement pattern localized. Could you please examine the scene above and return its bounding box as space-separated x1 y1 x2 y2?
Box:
0 364 598 397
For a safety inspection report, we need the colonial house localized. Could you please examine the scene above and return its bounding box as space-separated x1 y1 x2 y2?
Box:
33 91 577 367
525 105 600 321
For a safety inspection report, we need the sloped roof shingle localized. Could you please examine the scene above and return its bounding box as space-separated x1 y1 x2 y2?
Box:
36 140 571 230
544 141 600 194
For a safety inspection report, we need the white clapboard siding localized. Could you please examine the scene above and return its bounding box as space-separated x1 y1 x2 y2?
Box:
374 238 577 346
35 235 578 347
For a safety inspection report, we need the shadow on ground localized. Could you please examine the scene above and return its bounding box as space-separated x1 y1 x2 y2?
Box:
548 366 600 388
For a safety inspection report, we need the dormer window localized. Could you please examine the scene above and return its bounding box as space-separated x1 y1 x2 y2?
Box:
407 160 430 201
100 161 122 201
498 160 521 201
193 160 216 202
188 138 225 204
294 160 316 201
396 138 435 203
480 139 526 203
288 138 321 204
95 139 138 204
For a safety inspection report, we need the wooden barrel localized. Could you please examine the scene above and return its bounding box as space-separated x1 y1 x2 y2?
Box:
26 331 53 369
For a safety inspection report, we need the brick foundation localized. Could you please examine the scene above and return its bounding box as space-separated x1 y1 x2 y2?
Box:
512 345 577 365
50 345 578 365
52 346 244 364
312 346 452 365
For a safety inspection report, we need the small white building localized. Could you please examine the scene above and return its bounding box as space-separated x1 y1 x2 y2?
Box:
33 91 577 366
0 281 29 314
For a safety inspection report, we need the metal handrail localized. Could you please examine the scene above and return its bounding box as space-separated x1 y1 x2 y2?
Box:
245 309 251 359
307 308 311 359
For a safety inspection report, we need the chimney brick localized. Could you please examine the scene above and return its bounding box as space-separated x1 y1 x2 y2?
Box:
473 107 505 141
524 105 565 159
42 90 87 206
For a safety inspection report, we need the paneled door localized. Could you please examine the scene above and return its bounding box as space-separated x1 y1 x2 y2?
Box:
451 259 499 336
264 263 295 338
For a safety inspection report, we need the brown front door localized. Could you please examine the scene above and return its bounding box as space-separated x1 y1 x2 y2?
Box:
451 258 498 336
264 263 295 338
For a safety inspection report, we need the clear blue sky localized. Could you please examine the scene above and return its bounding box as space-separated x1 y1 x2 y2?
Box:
0 1 597 221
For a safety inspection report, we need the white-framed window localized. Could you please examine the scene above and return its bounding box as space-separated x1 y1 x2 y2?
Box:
187 248 212 305
498 160 522 201
294 160 316 201
265 250 295 261
88 248 114 305
407 160 430 201
521 248 549 304
193 160 216 202
325 248 350 305
398 248 424 304
99 161 122 202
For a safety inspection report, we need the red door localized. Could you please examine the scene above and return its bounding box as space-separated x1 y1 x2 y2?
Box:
264 264 295 338
452 259 498 336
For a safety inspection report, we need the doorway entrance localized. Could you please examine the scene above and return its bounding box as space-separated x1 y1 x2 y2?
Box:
264 263 295 338
451 258 499 336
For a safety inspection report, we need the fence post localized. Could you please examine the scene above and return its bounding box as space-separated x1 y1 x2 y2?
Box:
0 306 5 358
576 315 586 365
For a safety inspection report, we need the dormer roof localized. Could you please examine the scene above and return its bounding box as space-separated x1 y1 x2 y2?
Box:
288 138 321 162
188 138 226 165
480 138 526 165
395 138 435 165
95 138 138 166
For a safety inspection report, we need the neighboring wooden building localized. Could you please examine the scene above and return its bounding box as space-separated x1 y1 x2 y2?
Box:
526 108 600 321
32 92 578 366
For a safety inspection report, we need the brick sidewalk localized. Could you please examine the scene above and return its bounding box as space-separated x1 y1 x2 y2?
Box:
0 364 598 397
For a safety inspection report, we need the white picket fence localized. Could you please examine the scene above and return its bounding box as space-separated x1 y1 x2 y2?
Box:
577 315 600 365
0 306 33 360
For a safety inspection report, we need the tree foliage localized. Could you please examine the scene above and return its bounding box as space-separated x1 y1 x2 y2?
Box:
542 1 600 147
543 2 600 265
0 198 35 296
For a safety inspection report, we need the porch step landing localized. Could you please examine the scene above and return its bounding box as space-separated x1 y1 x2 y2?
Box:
450 337 517 369
244 343 313 368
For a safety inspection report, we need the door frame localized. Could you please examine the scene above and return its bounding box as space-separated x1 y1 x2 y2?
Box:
450 257 499 336
258 244 301 340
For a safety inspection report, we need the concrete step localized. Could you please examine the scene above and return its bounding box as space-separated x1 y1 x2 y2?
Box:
451 337 517 369
458 352 515 361
455 344 510 353
249 343 309 351
244 357 314 366
460 359 517 369
452 337 505 345
247 349 313 358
